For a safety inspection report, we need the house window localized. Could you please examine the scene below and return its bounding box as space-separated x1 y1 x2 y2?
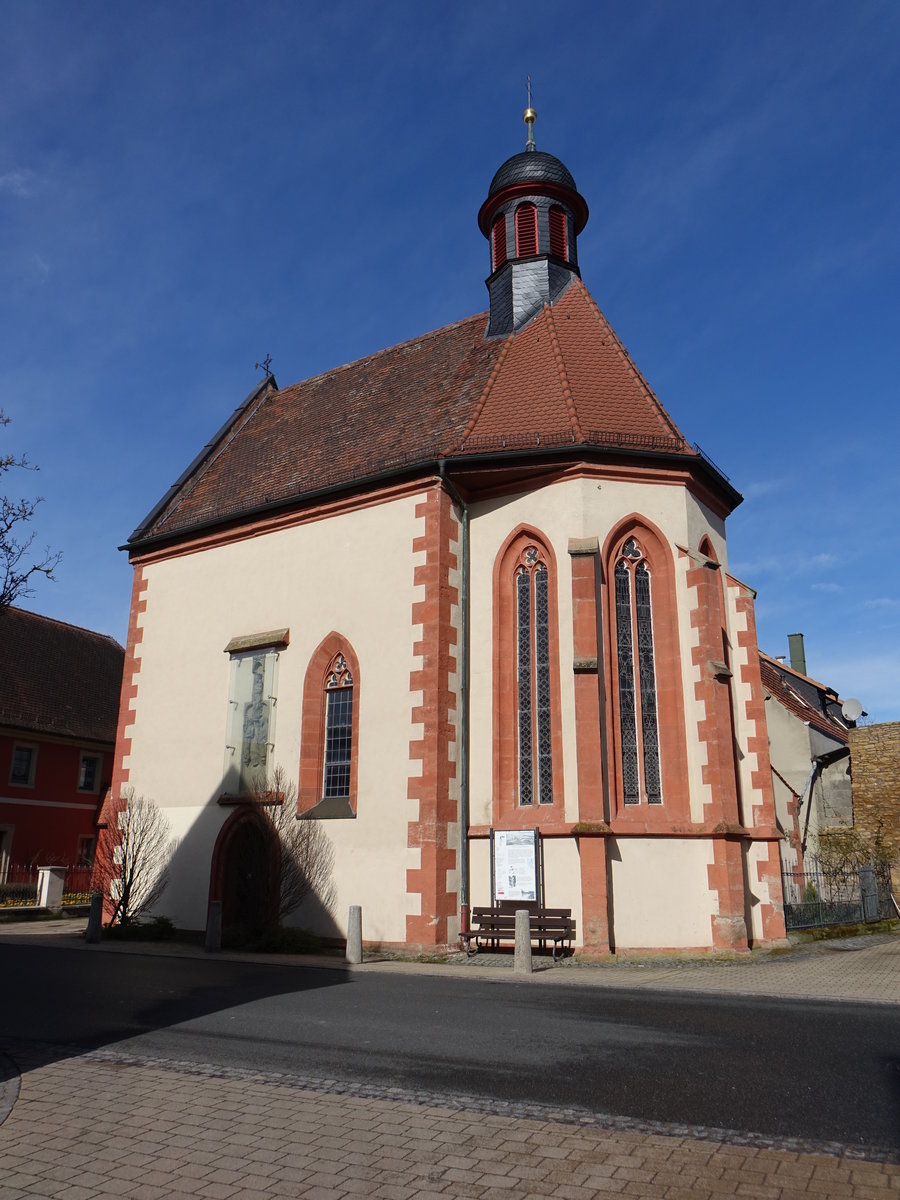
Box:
299 633 361 817
78 753 101 792
10 745 36 788
323 653 353 798
614 538 662 805
549 206 567 259
76 835 96 867
491 214 507 270
515 203 538 257
515 545 554 805
224 649 278 795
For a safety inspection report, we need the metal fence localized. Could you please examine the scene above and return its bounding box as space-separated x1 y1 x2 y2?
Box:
0 863 38 907
0 863 95 908
781 859 894 931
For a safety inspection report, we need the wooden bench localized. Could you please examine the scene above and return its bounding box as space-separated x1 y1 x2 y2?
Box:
460 904 576 961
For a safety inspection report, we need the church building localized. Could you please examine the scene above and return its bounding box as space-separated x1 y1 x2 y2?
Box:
109 110 787 954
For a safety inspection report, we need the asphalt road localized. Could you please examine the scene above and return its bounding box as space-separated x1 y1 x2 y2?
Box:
2 944 898 1152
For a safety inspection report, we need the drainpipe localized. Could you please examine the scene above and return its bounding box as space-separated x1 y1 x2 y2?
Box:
437 462 470 934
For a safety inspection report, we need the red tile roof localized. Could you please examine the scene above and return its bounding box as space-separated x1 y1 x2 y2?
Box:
132 281 712 546
759 653 849 745
0 607 124 743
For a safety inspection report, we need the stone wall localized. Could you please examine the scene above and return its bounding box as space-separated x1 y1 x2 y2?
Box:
849 722 900 887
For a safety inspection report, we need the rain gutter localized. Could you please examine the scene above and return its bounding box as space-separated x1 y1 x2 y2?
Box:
437 460 470 935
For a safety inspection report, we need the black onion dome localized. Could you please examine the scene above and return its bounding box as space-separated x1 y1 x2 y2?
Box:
488 149 578 197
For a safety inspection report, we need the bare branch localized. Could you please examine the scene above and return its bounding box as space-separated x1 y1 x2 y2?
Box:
0 408 61 607
93 791 176 926
246 766 336 923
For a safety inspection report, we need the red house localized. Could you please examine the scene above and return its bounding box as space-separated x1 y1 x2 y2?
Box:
0 606 124 874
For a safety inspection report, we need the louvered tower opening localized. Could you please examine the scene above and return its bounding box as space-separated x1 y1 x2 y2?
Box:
515 203 538 257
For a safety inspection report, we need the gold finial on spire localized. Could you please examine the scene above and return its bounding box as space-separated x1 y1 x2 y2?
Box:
523 75 537 151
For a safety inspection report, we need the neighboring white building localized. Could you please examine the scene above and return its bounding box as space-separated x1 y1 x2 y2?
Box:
760 645 854 874
106 114 787 953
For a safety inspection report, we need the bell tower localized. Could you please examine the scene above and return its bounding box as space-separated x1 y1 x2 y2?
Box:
478 106 589 337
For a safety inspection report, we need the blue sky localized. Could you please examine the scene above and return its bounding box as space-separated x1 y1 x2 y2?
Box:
2 2 899 719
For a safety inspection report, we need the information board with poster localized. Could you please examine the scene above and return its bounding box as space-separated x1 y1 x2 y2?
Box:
492 828 540 903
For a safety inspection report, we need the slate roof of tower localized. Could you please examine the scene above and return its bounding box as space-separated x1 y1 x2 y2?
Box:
130 279 718 548
0 606 124 742
488 149 578 197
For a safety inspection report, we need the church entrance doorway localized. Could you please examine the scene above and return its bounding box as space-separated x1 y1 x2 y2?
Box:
210 808 279 943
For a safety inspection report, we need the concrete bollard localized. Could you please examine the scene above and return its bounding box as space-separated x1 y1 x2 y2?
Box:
84 894 104 943
205 900 222 952
346 905 363 964
514 908 533 974
36 866 66 910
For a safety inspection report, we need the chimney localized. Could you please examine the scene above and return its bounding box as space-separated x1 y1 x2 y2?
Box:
788 633 807 676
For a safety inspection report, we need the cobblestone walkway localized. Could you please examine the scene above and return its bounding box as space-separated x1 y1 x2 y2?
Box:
0 1048 897 1200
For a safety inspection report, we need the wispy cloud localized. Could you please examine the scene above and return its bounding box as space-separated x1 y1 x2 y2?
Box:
732 550 838 579
741 478 788 500
862 597 900 611
29 254 50 284
812 582 842 593
0 168 38 198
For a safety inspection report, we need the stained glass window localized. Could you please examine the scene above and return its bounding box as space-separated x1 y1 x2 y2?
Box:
516 569 533 806
323 653 353 799
515 548 554 806
615 540 662 806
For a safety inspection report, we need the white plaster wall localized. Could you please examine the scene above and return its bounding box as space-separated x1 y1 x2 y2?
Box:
610 837 716 948
127 493 426 937
685 492 728 568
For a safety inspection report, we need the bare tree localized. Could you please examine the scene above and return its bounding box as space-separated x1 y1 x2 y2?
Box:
93 792 176 926
247 767 335 923
811 824 891 875
1 409 61 608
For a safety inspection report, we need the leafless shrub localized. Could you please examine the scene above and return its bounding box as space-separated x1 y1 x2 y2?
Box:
810 824 892 875
246 766 335 922
93 791 176 926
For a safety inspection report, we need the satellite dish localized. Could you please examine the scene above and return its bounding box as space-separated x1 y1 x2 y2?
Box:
841 698 863 722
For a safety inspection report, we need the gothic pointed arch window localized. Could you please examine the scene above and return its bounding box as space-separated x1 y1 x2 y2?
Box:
614 537 662 806
604 520 689 821
323 652 354 799
516 544 554 805
493 527 564 822
299 633 361 817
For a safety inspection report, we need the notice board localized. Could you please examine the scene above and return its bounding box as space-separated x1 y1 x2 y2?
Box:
492 828 541 903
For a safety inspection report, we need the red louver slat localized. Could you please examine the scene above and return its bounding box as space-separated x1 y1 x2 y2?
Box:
515 204 538 257
549 207 567 260
492 215 507 270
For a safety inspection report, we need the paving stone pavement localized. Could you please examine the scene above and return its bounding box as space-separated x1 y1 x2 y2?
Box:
1 923 898 1197
0 1046 898 1200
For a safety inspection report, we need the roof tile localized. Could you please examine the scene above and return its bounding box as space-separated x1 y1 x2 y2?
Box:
0 607 124 743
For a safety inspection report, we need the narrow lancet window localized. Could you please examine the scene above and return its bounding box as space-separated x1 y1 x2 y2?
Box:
516 546 553 805
323 653 353 799
614 538 662 805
